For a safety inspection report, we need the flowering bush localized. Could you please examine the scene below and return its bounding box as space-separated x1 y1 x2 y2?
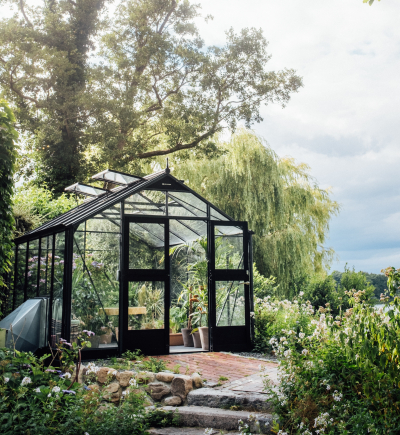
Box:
264 270 400 434
253 294 315 353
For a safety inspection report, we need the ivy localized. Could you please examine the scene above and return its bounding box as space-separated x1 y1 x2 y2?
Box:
0 100 18 312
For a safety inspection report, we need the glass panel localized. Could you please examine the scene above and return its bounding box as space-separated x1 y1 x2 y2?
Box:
71 206 120 349
27 239 39 299
216 281 245 326
169 220 208 304
129 222 165 268
93 169 141 185
215 226 244 269
14 243 27 309
168 192 207 217
169 219 207 245
128 281 164 330
210 207 229 221
39 235 53 296
124 191 166 215
51 233 65 347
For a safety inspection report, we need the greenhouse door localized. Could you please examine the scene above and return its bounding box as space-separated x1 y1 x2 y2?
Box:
209 221 251 352
122 217 170 356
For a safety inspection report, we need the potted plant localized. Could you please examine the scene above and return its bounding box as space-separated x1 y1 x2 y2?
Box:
169 306 186 346
189 286 209 350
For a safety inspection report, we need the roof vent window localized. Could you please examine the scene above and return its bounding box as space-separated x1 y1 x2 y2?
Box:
92 169 142 186
64 183 108 197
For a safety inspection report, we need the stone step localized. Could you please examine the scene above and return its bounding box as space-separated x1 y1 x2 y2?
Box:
187 388 273 412
160 405 273 434
148 428 240 435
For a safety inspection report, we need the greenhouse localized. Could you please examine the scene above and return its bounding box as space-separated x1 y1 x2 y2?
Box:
2 167 254 357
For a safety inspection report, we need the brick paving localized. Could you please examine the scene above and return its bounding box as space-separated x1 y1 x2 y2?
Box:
151 352 278 385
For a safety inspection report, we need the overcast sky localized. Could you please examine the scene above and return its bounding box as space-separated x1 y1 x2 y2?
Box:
2 0 399 274
195 0 400 274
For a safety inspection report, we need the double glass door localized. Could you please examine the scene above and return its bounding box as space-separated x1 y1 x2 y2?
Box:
122 217 250 355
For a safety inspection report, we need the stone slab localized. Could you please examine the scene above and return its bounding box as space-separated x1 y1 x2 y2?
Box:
148 428 239 435
187 388 273 412
160 405 273 433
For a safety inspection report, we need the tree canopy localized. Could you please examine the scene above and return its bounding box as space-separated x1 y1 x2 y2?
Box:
0 0 302 192
165 129 340 296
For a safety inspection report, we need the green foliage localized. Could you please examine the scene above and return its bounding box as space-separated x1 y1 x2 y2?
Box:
264 271 400 435
170 129 340 296
253 264 278 299
364 0 381 4
332 269 387 300
137 357 167 374
253 296 315 353
0 100 17 300
302 274 339 315
13 185 79 236
0 0 302 191
144 409 180 428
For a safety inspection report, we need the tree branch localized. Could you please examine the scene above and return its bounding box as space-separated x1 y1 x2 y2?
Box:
19 0 33 27
158 1 177 34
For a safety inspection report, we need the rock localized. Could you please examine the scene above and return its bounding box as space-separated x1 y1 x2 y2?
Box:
171 375 193 400
136 371 156 384
191 373 203 389
97 403 114 413
163 396 182 406
97 367 112 384
146 382 171 400
116 371 135 387
87 384 100 393
103 382 122 403
156 372 175 383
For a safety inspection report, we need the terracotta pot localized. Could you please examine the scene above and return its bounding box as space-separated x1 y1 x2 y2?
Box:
99 333 112 344
192 331 202 348
181 328 194 347
198 326 209 351
169 333 184 346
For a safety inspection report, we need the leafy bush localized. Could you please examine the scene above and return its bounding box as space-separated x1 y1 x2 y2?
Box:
0 347 158 435
264 270 400 434
13 185 80 236
302 274 338 315
253 295 315 353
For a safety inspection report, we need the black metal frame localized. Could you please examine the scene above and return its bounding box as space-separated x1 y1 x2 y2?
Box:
209 221 251 352
10 170 254 358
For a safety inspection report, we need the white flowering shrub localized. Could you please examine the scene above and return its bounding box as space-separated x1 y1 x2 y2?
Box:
263 273 400 435
253 295 315 353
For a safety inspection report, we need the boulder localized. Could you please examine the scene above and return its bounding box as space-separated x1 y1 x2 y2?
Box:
156 372 175 383
116 371 135 387
96 367 112 384
171 375 193 400
163 396 182 406
136 371 155 384
191 372 203 389
146 382 171 400
103 382 122 403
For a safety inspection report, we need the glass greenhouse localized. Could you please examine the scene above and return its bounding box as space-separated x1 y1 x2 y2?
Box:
5 168 254 357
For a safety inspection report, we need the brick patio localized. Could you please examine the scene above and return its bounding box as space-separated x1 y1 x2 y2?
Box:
151 352 278 385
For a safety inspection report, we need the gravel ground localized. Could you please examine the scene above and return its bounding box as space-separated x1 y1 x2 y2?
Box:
230 351 278 363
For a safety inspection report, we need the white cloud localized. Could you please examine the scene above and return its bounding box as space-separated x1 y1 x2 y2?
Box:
196 0 400 273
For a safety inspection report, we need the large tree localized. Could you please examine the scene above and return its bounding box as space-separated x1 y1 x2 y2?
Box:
167 129 340 296
0 0 302 191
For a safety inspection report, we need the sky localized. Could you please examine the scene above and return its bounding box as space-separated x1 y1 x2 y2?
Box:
1 0 399 274
194 0 400 274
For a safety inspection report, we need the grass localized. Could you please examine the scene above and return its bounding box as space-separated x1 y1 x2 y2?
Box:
218 376 229 381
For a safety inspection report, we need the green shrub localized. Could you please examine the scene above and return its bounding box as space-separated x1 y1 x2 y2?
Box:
253 295 315 353
264 273 400 435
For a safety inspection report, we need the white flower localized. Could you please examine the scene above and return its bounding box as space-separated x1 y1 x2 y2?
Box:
299 333 305 339
250 311 255 318
204 429 214 434
299 291 304 297
34 387 41 393
48 393 51 397
63 372 71 379
84 433 89 435
122 390 129 396
332 390 343 402
326 385 331 390
4 377 9 383
52 386 61 393
109 369 117 376
129 378 137 386
21 376 32 386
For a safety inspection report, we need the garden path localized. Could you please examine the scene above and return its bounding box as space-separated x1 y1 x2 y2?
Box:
151 352 278 393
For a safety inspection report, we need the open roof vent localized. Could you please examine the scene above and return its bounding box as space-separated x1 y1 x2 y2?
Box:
64 183 108 197
92 169 142 186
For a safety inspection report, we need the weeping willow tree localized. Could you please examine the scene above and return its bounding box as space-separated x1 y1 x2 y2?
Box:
165 129 340 297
